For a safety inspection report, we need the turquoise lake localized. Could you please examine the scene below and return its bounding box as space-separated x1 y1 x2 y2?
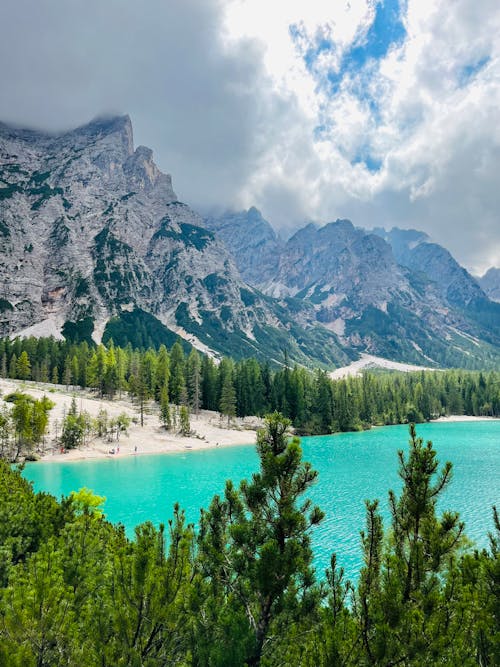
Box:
24 421 499 581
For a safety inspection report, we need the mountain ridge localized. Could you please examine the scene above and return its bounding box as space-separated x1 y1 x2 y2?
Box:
203 208 500 367
1 115 499 369
0 115 349 367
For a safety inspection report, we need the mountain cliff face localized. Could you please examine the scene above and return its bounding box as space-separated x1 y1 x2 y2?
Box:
0 116 348 366
377 228 500 349
478 268 500 302
1 115 498 369
375 228 485 308
205 211 500 367
203 207 283 286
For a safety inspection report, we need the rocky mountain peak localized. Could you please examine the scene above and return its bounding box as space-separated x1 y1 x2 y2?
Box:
379 229 484 308
0 116 351 367
203 207 282 285
1 114 499 369
69 114 134 156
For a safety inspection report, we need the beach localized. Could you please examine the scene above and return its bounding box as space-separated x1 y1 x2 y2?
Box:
0 378 259 462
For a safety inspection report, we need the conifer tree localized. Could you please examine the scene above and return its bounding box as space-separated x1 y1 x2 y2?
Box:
129 358 153 427
8 353 17 379
195 413 324 666
159 385 171 430
219 371 236 426
70 355 80 387
355 424 466 664
155 344 170 398
187 349 202 414
114 346 127 398
169 341 186 405
103 346 119 397
16 350 31 381
201 355 218 411
179 405 191 436
63 355 72 388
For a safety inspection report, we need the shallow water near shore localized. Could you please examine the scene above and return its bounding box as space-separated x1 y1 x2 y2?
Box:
24 421 499 581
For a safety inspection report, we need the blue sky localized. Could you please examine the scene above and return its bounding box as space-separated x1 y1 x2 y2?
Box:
292 1 404 170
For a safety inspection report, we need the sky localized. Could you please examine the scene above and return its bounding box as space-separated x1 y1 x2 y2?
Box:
0 0 499 274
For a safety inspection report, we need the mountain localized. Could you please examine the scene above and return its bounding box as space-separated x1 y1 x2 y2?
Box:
2 115 498 369
0 116 349 366
376 228 500 348
203 207 283 286
205 211 500 368
375 227 485 308
478 268 500 302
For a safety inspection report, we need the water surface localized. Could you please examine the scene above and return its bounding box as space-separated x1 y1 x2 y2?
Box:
24 421 499 581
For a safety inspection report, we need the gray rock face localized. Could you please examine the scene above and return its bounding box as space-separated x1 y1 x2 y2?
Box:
268 220 403 302
205 213 500 366
203 207 283 286
1 114 498 368
378 227 485 308
0 116 348 366
478 267 500 302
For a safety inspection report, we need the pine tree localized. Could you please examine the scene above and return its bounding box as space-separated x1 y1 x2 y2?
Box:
88 345 107 397
159 385 171 430
169 341 185 405
155 345 170 398
355 424 466 664
63 355 72 388
179 405 190 436
201 355 218 411
0 353 7 378
219 371 236 426
115 346 127 397
129 358 152 427
8 353 17 379
195 413 324 666
16 350 31 381
187 349 202 414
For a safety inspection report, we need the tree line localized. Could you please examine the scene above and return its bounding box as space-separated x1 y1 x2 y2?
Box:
1 336 499 437
0 415 497 665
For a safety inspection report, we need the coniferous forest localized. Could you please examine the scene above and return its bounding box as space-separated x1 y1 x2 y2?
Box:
0 335 499 463
0 415 498 665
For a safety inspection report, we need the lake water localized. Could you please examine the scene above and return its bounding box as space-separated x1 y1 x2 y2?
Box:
24 421 499 581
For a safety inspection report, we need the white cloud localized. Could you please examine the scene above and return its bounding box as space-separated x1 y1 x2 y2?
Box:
222 0 500 272
0 0 499 272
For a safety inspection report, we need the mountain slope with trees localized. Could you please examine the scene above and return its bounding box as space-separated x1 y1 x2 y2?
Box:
204 212 500 368
1 116 499 369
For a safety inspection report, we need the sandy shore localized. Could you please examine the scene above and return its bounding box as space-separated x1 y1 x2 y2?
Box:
2 379 497 463
0 378 260 462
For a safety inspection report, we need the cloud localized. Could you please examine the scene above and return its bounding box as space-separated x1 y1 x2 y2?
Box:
227 0 500 273
0 0 499 272
0 0 275 210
